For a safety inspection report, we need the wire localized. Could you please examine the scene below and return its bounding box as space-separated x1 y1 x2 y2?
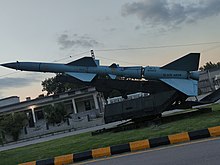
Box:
96 41 220 65
95 41 220 52
53 51 89 62
0 71 18 78
201 44 220 53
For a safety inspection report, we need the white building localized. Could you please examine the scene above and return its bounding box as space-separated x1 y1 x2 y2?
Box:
0 87 105 140
199 68 220 94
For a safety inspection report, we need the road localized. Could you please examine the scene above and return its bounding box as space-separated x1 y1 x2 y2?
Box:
77 137 220 165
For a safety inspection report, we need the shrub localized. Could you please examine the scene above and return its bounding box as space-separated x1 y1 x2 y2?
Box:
44 103 67 124
0 112 27 141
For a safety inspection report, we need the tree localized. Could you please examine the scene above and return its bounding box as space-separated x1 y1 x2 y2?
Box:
0 112 28 141
109 89 122 98
200 61 220 71
44 103 67 124
41 73 86 95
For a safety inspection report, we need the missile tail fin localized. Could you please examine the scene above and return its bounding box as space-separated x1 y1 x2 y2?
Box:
67 57 97 67
160 78 198 96
66 72 96 82
161 53 200 71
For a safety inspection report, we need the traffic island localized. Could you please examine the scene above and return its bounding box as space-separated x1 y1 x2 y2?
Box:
19 125 220 165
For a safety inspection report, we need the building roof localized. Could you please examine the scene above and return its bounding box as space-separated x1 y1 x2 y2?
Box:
0 96 19 101
0 87 97 114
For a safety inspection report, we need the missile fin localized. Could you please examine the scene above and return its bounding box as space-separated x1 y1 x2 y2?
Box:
109 63 118 68
109 74 116 79
66 57 97 67
160 78 198 96
161 53 200 71
66 72 96 82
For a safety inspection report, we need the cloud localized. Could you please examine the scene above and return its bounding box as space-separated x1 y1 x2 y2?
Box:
0 77 37 88
57 33 101 50
122 0 220 28
103 27 117 33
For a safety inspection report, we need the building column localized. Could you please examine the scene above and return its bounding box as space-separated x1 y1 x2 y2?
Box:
72 98 77 114
207 70 214 91
31 107 36 124
98 95 105 113
93 93 99 110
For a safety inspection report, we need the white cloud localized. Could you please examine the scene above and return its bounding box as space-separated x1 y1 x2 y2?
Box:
57 33 102 50
122 0 220 28
0 77 38 88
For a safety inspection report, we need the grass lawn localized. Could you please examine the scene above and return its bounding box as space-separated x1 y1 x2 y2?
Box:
1 103 220 165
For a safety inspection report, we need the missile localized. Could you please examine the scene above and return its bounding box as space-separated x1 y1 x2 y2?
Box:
1 53 200 96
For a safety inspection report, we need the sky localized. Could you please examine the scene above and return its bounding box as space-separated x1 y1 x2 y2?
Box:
0 0 220 101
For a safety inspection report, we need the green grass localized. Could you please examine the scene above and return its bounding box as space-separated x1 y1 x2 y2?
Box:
1 103 220 165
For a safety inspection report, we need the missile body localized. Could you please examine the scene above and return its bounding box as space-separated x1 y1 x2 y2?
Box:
2 61 143 79
1 53 200 96
2 62 199 80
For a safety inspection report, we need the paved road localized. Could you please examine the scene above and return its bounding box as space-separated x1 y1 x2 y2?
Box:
79 138 220 165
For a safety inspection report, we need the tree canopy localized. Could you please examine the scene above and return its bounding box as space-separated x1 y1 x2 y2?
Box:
200 61 220 71
41 73 86 95
41 73 124 99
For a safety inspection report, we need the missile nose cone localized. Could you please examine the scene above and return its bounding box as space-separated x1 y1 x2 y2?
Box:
1 62 19 70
